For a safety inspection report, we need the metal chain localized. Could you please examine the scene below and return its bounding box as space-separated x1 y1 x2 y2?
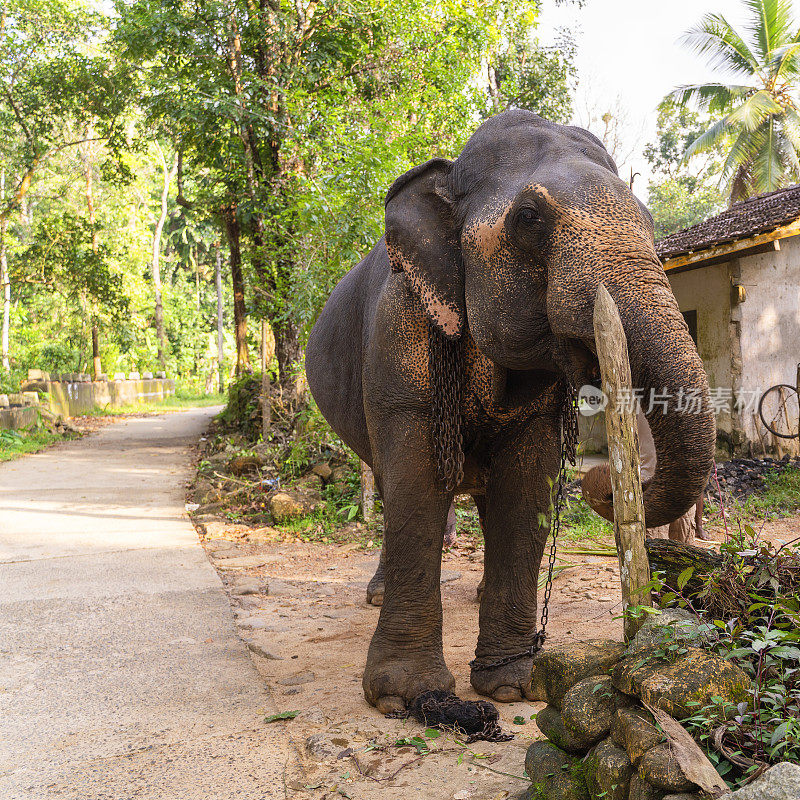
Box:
428 321 464 492
470 382 578 672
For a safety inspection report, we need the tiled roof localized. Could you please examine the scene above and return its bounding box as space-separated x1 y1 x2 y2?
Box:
656 183 800 260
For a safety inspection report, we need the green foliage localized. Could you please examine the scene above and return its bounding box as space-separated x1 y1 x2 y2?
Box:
0 426 69 461
655 530 800 787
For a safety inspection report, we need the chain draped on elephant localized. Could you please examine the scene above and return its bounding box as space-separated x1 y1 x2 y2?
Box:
305 110 715 713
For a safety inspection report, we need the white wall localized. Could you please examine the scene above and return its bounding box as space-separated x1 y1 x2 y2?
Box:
737 237 800 444
667 262 733 435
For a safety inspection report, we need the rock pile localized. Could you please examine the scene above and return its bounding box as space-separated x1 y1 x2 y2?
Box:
706 456 799 503
522 614 752 800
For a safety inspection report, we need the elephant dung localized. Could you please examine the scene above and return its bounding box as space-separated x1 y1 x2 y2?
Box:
612 648 751 719
637 743 697 792
523 741 589 800
528 639 627 709
535 704 596 754
560 675 632 747
612 707 664 766
583 737 633 800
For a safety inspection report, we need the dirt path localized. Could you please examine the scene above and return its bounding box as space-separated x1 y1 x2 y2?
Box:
0 409 289 799
198 523 632 800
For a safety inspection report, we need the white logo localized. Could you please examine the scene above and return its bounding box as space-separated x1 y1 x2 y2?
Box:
578 384 608 416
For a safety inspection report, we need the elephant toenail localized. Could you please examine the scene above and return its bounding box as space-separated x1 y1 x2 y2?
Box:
375 695 405 714
492 685 521 703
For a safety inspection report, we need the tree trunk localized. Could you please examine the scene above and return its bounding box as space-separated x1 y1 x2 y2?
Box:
0 169 9 371
274 318 303 404
260 318 273 437
84 143 103 380
214 242 226 393
646 539 723 599
151 142 177 374
223 208 249 374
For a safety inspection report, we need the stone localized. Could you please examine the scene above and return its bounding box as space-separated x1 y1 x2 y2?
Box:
560 675 632 747
305 732 350 760
0 394 8 408
524 741 590 800
638 743 696 792
113 372 126 381
612 648 751 719
142 371 154 380
237 616 272 630
215 555 270 570
270 492 305 522
584 738 633 800
613 708 664 766
331 465 349 482
726 762 800 800
627 774 665 800
536 704 596 753
662 795 701 800
279 670 315 686
245 640 283 660
528 639 627 709
246 527 281 544
311 462 333 480
21 391 39 405
128 371 140 380
440 570 462 584
230 578 264 596
627 610 717 656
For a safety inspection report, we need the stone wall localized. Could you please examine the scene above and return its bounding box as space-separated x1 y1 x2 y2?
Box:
17 371 175 420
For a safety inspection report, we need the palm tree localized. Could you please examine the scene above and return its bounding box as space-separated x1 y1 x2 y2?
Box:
673 0 800 202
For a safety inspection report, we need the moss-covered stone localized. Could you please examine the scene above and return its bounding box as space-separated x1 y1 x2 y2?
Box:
614 707 664 765
560 675 632 747
637 743 696 792
612 647 751 719
627 774 666 800
524 741 590 800
528 640 627 709
535 704 596 753
584 737 633 800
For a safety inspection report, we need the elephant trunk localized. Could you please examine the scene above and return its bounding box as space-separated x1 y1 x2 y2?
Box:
582 275 716 529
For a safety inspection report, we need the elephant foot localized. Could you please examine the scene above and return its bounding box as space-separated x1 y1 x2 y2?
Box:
365 572 384 606
470 656 535 703
363 649 455 712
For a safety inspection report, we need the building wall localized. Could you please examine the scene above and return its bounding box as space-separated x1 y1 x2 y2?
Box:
736 236 800 448
667 261 734 437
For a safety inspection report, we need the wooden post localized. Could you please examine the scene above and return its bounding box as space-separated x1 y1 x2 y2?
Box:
593 283 651 640
360 461 375 522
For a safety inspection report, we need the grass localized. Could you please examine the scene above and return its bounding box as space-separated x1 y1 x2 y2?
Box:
91 390 226 416
0 428 69 462
707 465 800 527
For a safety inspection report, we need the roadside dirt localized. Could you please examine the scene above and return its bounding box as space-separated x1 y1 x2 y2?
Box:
191 482 799 799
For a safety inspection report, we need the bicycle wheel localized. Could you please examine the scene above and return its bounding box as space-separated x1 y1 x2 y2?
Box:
758 384 800 439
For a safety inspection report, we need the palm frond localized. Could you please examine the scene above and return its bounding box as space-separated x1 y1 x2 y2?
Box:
767 39 800 80
720 126 762 186
725 89 783 132
730 163 753 203
679 13 762 78
684 115 734 159
744 0 797 61
670 83 753 113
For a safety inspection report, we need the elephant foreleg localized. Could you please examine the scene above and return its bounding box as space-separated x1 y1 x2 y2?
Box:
362 426 456 712
470 417 560 702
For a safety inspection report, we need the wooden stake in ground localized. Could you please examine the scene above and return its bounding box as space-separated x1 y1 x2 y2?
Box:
593 283 651 640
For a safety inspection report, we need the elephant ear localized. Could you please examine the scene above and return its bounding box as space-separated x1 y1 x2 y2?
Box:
385 158 464 339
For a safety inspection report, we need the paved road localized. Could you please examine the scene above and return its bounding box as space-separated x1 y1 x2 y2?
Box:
0 409 287 799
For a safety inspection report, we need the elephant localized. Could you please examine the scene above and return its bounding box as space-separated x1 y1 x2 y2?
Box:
305 109 715 714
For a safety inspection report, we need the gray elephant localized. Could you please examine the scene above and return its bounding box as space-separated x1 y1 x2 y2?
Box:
305 110 715 714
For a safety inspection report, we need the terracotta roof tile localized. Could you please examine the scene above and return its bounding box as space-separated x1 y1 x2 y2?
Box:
656 183 800 260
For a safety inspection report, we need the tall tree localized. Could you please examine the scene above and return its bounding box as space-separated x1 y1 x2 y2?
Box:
673 0 800 202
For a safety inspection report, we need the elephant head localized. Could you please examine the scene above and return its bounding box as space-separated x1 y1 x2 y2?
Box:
384 109 714 527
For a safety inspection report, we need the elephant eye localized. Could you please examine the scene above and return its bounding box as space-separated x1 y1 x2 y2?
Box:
517 207 541 226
